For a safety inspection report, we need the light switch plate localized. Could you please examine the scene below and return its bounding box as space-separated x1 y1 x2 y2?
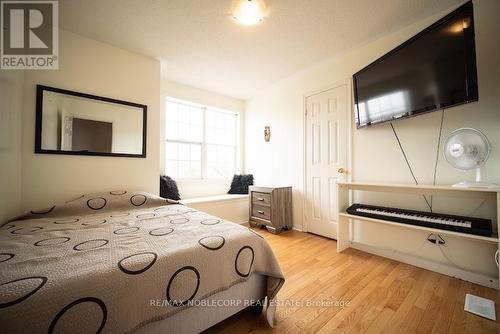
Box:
464 293 496 321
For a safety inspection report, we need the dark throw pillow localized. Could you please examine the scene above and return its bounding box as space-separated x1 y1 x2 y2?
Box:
160 175 181 200
228 174 254 194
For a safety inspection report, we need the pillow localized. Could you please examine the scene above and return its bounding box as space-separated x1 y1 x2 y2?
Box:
16 191 175 221
160 175 181 200
228 174 254 194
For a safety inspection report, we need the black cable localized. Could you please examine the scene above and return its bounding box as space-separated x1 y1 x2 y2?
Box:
390 122 432 211
390 123 419 184
430 109 445 210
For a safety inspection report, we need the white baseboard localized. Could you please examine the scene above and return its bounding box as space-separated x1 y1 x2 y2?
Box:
350 242 498 289
292 226 303 232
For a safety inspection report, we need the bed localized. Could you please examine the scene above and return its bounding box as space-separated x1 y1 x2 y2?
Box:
0 191 284 333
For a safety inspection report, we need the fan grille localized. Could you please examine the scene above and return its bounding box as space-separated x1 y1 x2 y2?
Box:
444 128 491 171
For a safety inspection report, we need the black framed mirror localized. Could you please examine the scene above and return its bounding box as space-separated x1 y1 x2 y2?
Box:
35 85 147 158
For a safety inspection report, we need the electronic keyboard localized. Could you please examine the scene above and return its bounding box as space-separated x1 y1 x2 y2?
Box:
346 203 493 237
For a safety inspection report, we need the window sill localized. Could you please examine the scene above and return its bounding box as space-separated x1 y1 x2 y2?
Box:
174 177 233 181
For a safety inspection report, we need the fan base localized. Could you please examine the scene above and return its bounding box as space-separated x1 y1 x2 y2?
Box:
452 181 499 189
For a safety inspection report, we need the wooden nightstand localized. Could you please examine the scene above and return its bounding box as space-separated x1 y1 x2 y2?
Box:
249 186 292 234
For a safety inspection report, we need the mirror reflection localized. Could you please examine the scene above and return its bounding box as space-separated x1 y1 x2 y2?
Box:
36 86 146 157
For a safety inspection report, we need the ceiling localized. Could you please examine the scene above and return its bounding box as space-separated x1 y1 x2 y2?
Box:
59 0 462 100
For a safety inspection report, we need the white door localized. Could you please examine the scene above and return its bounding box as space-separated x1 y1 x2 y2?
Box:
305 84 349 239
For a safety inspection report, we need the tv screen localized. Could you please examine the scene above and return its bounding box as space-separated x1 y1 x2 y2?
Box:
353 1 478 128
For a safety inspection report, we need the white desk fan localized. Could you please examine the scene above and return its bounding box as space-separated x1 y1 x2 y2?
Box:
444 128 498 188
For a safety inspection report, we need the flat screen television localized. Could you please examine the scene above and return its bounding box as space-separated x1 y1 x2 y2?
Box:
353 1 478 128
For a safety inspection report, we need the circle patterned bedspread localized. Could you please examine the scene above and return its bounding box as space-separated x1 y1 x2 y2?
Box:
0 191 284 333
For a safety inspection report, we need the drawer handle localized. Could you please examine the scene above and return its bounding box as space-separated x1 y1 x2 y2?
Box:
257 198 265 201
257 210 264 214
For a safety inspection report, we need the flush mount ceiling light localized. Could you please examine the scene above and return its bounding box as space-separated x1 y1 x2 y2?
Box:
232 0 267 26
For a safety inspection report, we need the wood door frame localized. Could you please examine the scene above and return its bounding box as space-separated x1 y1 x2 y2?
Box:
302 78 354 233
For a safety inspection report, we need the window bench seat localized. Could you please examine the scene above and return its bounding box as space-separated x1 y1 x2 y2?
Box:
180 194 249 224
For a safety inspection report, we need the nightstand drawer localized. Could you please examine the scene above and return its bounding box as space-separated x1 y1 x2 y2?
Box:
249 185 292 234
251 192 271 206
252 205 271 221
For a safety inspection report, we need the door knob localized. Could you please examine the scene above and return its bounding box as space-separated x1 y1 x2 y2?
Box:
337 167 346 174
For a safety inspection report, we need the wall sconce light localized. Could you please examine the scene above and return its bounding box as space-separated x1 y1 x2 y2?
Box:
264 126 271 142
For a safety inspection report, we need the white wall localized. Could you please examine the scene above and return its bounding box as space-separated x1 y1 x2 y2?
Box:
162 80 245 113
0 71 24 223
245 0 500 279
161 79 245 198
21 30 161 211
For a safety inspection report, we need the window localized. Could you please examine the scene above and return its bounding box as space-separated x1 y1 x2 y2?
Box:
165 98 239 179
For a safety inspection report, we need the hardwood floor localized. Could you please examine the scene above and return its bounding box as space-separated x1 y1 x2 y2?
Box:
208 227 499 334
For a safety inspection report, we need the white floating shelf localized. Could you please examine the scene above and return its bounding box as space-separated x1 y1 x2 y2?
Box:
336 181 499 200
336 181 500 294
339 212 499 244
